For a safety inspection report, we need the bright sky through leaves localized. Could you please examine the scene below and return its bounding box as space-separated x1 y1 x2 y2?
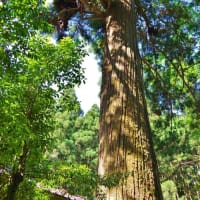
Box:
75 53 100 113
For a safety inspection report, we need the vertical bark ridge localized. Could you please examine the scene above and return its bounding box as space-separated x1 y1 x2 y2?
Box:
98 0 163 199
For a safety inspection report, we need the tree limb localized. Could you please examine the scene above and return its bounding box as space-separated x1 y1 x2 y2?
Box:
81 16 105 20
79 0 104 16
134 0 150 28
99 0 111 10
139 29 196 100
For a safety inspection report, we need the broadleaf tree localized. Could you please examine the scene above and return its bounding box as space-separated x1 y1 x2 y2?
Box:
0 0 86 199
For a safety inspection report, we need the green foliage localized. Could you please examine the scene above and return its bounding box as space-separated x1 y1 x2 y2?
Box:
0 35 85 165
41 95 99 199
147 57 200 200
0 0 86 198
141 1 200 198
39 162 96 199
98 172 123 189
15 180 50 200
51 103 99 170
0 170 9 199
161 180 178 200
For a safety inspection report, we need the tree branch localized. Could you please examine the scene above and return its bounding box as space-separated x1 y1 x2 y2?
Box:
79 0 104 16
151 41 195 99
81 16 105 20
134 0 150 28
99 0 111 10
139 29 196 100
142 57 174 100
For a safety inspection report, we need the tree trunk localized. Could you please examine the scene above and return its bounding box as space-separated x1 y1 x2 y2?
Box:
6 144 28 200
97 1 163 199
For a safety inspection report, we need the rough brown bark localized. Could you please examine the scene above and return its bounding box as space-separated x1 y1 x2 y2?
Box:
97 1 163 199
6 144 28 200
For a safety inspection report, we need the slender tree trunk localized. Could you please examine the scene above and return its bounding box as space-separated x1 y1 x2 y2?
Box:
6 144 28 200
97 1 163 199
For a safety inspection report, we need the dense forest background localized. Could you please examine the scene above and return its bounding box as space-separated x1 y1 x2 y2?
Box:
0 0 199 199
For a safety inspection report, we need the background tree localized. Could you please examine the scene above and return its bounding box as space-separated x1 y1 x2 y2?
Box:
50 89 99 171
42 90 99 199
141 1 200 199
0 0 85 199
